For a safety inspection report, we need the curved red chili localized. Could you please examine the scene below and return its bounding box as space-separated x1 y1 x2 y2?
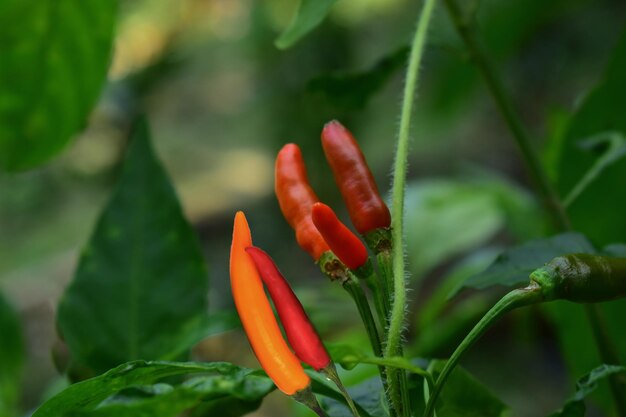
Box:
312 203 369 270
245 246 331 371
321 120 391 234
275 144 330 260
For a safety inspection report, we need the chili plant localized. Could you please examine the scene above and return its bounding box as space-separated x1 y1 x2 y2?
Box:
2 1 626 417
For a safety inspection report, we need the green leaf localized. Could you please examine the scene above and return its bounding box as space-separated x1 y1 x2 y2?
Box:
463 232 595 290
545 299 626 415
428 360 510 417
555 28 626 245
275 0 337 49
405 177 538 277
57 119 209 374
0 292 24 417
418 247 500 329
316 374 386 417
548 364 626 417
32 360 274 417
603 243 626 257
307 47 409 110
0 0 117 171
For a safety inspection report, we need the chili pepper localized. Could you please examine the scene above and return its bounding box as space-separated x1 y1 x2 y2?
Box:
230 212 328 417
424 253 626 417
530 254 626 303
311 203 369 270
245 245 362 417
321 120 391 234
275 144 330 260
230 212 310 395
245 245 331 370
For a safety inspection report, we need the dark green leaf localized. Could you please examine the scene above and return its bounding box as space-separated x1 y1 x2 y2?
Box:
317 374 386 417
463 232 595 290
546 297 626 415
0 292 24 417
548 364 626 417
405 178 538 277
57 120 209 374
307 47 409 110
32 360 274 417
555 29 626 245
0 0 117 171
603 243 626 257
428 360 510 417
275 0 337 49
418 248 500 328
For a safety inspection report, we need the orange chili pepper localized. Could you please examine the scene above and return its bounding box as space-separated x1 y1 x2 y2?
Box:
275 144 330 260
229 211 310 395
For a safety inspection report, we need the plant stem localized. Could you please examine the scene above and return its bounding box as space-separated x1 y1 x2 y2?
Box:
322 363 362 417
388 0 437 415
442 1 626 414
441 0 569 231
343 278 396 416
423 286 543 417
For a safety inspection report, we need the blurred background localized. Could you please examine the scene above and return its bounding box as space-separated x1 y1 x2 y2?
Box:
1 0 626 415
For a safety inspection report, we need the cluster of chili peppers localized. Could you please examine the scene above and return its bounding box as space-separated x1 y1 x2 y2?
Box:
230 120 626 417
230 120 399 417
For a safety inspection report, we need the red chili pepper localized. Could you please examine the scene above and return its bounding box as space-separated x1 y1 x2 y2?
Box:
275 143 330 260
245 246 331 371
312 203 369 270
230 212 311 395
321 120 391 234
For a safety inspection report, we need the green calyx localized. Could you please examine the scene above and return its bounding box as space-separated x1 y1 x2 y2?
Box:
529 266 558 301
362 227 392 255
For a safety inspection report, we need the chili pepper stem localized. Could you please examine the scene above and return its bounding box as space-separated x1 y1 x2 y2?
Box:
342 278 397 416
322 363 361 417
351 263 387 334
319 252 397 417
292 386 329 417
423 286 544 417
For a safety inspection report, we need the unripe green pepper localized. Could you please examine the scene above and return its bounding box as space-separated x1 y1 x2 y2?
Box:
530 254 626 303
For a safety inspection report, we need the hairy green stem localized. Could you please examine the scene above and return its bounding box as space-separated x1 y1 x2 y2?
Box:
388 0 437 415
442 0 626 413
423 287 543 417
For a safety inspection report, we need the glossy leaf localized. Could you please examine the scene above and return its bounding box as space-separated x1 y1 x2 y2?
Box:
32 360 274 417
307 47 409 110
0 0 117 171
0 292 24 417
275 0 337 49
548 365 626 417
463 232 595 290
428 360 510 417
57 120 209 374
555 29 626 245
